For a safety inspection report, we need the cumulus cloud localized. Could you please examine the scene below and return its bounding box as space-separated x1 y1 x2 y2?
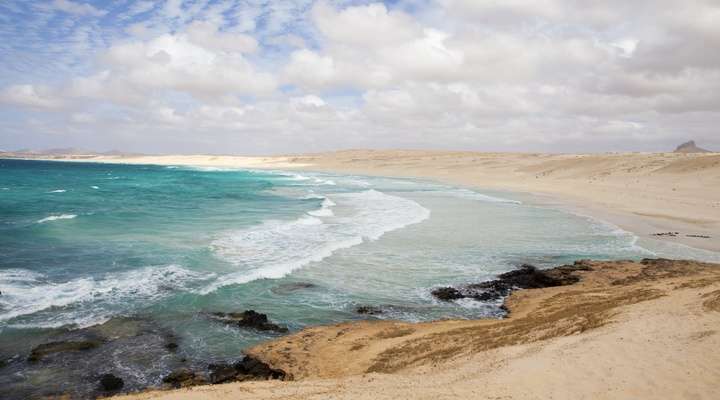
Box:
1 0 719 153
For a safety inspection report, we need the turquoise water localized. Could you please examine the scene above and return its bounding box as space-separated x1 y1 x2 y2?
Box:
0 158 712 396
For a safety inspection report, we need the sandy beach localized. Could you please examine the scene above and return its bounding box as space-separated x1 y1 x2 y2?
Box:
4 150 719 399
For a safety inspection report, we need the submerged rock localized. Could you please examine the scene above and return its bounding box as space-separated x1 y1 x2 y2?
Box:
271 282 317 295
28 340 102 362
98 373 124 392
209 310 289 333
356 305 383 315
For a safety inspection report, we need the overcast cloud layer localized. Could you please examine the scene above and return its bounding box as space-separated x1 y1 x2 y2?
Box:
0 0 718 154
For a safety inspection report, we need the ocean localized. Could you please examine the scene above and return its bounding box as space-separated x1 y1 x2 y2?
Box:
0 158 716 398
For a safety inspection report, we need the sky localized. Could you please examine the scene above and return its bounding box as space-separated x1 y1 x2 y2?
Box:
0 0 718 154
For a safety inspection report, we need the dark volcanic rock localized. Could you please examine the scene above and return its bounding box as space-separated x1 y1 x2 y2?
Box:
271 282 317 295
165 342 179 351
98 373 124 392
431 287 464 301
166 356 287 388
356 305 383 315
163 369 206 388
28 340 102 362
433 262 590 304
209 363 238 384
234 356 287 380
209 310 289 333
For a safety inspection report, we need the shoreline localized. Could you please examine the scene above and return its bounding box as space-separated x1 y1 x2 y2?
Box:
114 258 720 400
3 151 718 253
3 151 719 399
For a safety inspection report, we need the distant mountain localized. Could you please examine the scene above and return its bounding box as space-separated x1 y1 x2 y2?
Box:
38 147 93 155
673 140 711 153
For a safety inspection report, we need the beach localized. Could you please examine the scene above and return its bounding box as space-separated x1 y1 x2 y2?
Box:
23 149 720 251
3 149 718 399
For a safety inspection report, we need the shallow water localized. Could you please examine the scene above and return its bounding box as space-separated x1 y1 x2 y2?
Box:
0 159 716 397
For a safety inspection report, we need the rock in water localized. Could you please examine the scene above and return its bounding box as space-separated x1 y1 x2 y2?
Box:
431 287 464 301
209 310 289 333
356 305 383 315
28 340 102 362
674 140 711 153
98 374 124 392
271 282 317 295
432 262 589 303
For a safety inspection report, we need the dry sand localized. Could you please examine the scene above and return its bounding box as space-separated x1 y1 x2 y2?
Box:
5 149 720 399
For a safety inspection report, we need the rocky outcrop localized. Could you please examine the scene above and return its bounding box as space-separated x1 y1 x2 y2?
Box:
98 373 124 392
432 262 591 303
162 356 288 388
209 310 289 333
674 140 711 153
162 369 207 388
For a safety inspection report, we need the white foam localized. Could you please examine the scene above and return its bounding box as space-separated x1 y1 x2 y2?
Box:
204 190 430 293
434 188 522 204
91 185 99 189
307 197 336 217
37 214 77 223
49 189 66 193
0 265 211 327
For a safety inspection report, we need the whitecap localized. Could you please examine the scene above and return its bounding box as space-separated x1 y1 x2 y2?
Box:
91 185 99 189
49 189 66 193
37 214 77 223
430 188 521 204
203 190 430 293
307 197 336 217
0 265 212 327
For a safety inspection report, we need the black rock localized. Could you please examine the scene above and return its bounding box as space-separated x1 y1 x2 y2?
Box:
28 340 102 362
356 305 383 315
208 363 239 384
98 373 124 392
209 310 289 333
234 356 287 380
431 287 464 301
163 369 206 388
165 342 179 351
432 262 589 304
271 282 317 295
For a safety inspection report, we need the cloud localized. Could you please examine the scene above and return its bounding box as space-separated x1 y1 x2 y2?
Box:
0 84 64 109
42 0 107 17
1 0 720 153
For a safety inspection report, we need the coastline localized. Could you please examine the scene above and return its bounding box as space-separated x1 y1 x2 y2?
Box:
3 151 720 399
6 150 718 252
